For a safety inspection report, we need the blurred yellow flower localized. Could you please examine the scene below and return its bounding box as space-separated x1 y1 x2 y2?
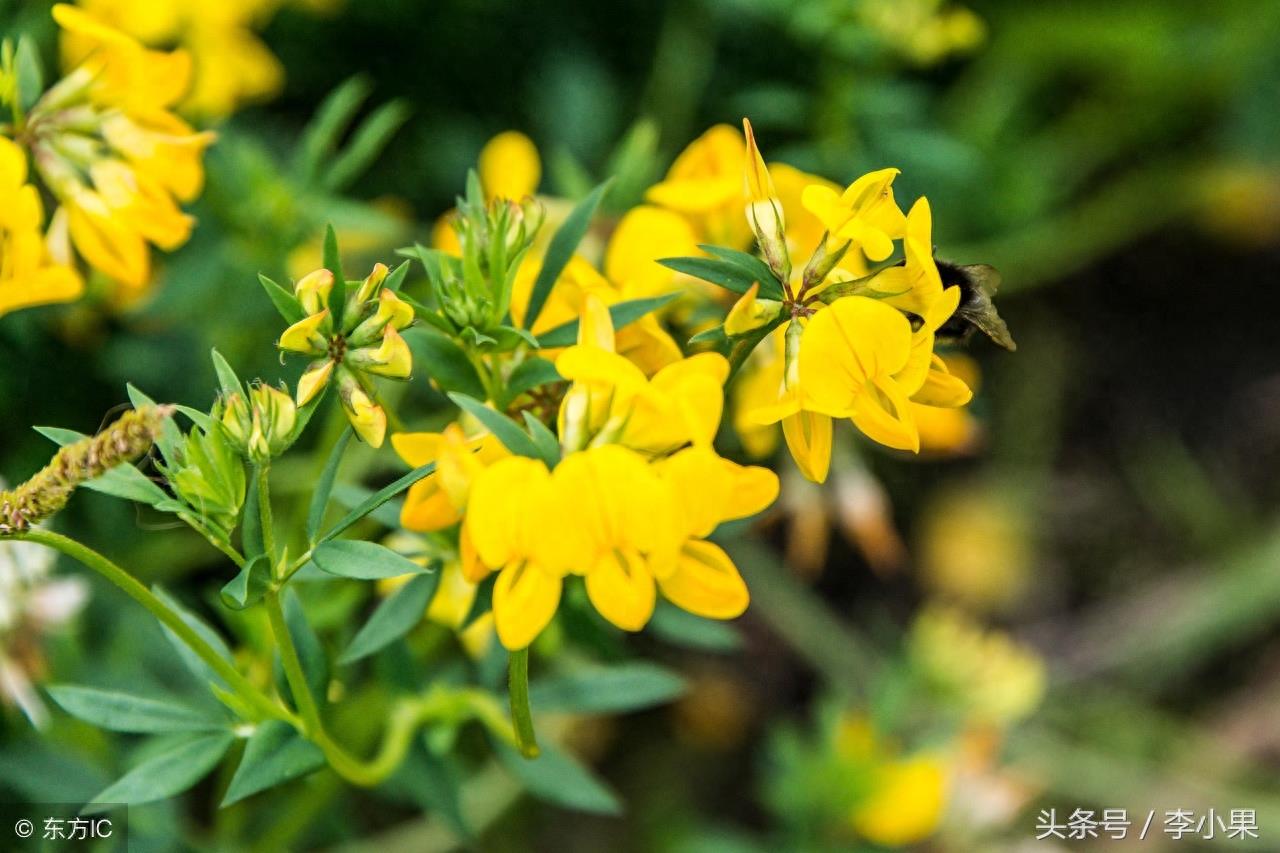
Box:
604 204 700 301
16 5 215 297
859 0 986 66
646 123 751 248
62 0 284 118
0 138 83 318
477 130 541 201
852 755 949 847
908 606 1046 727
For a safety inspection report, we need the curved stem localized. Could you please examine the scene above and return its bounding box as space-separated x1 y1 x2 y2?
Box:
179 512 246 569
9 529 290 724
508 648 540 758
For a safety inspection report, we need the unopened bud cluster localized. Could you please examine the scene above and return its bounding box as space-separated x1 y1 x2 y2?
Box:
216 383 298 464
278 263 414 448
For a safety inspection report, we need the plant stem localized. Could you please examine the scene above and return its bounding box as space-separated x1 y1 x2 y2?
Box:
179 512 246 569
258 465 277 571
508 647 540 758
9 529 290 724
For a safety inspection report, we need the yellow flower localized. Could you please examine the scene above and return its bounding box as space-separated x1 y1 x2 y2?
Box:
801 168 907 263
731 330 785 459
556 295 729 455
771 162 843 269
463 456 568 650
477 131 541 201
908 606 1046 727
61 0 284 118
0 138 84 318
851 755 949 847
391 424 506 533
653 445 778 619
604 204 700 301
858 0 986 66
18 5 215 295
646 123 752 248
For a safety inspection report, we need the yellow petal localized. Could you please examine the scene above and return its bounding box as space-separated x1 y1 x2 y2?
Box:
296 360 334 406
586 549 657 631
850 376 919 452
478 131 541 201
390 431 446 468
782 408 832 483
493 562 562 650
604 205 698 298
799 297 913 417
852 756 948 847
741 118 778 204
466 456 552 569
577 292 616 350
658 540 750 620
279 310 330 354
912 355 973 408
399 480 459 532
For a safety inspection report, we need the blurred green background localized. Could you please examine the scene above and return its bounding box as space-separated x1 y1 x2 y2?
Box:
3 0 1280 850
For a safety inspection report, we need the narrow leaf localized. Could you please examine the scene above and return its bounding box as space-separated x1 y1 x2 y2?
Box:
296 76 370 184
307 428 354 542
522 413 561 468
404 328 486 399
699 245 785 300
536 292 679 348
47 686 225 734
529 663 687 715
317 463 436 543
523 180 612 330
86 731 234 812
448 393 541 459
324 100 412 192
259 274 306 325
503 357 562 404
222 721 325 806
494 740 622 815
338 573 440 664
313 540 433 580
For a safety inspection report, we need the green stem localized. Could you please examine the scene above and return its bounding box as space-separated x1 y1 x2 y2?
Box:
265 590 388 786
10 529 289 724
257 465 277 571
508 648 540 758
179 512 246 569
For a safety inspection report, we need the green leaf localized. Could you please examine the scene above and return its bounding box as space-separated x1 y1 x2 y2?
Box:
313 540 433 580
259 274 306 325
494 740 621 815
14 36 43 113
523 180 612 330
153 587 235 688
324 100 412 192
220 555 270 610
384 259 411 293
393 746 473 841
33 426 170 507
210 349 244 399
125 384 181 466
699 245 785 300
338 572 440 664
529 663 686 715
323 224 346 329
86 731 234 812
283 590 328 700
47 686 225 734
688 326 728 347
648 602 741 652
522 413 561 468
307 428 354 542
447 393 541 459
658 256 759 296
536 292 679 348
296 75 370 184
222 721 324 807
404 328 486 399
330 483 402 529
503 357 562 404
317 462 436 543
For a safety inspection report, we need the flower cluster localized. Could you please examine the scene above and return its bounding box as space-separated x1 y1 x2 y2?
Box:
0 4 213 311
277 262 415 448
396 296 778 650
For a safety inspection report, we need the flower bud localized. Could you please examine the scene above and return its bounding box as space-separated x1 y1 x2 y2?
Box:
349 325 413 379
724 283 783 336
218 392 252 446
349 288 414 346
801 234 852 292
279 309 330 354
295 269 334 316
296 359 334 407
338 370 387 448
742 118 790 283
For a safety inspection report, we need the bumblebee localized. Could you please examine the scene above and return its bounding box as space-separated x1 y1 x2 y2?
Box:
935 260 1016 351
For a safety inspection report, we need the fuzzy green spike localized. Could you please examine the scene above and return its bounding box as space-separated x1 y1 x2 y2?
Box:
0 406 174 534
